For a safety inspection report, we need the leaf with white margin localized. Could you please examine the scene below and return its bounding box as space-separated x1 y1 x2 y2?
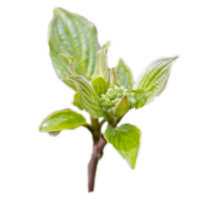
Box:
133 56 178 104
104 124 141 169
67 75 104 118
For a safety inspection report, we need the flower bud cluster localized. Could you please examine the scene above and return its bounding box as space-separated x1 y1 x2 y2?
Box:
100 85 137 114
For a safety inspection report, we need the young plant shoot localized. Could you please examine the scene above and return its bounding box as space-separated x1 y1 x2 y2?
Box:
39 8 178 192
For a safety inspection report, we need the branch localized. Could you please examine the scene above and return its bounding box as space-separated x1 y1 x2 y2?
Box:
88 134 107 192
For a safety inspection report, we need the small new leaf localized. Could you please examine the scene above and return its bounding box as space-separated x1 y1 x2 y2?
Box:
133 56 178 104
114 95 130 117
115 59 133 90
110 68 119 87
60 54 76 76
67 75 104 118
73 93 83 110
94 41 110 83
92 77 108 97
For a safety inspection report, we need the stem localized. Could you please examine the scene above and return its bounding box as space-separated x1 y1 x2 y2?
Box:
88 134 107 192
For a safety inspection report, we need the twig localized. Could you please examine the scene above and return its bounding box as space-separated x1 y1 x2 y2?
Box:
88 134 107 192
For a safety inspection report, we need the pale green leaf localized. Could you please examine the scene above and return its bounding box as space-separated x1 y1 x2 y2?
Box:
132 90 148 109
48 8 100 90
73 93 83 110
93 41 110 83
92 77 108 97
67 75 104 118
114 95 130 117
39 109 87 132
104 124 141 169
110 68 119 87
60 54 76 76
133 56 178 104
115 59 133 90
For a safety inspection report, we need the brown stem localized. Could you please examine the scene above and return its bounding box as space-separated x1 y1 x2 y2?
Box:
88 134 107 192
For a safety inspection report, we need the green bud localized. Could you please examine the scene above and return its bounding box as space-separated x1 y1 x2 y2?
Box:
123 89 128 95
135 101 146 109
114 85 119 90
107 88 113 92
100 85 143 114
117 93 122 97
108 93 116 100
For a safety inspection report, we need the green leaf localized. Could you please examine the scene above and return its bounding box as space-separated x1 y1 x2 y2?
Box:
104 124 141 169
92 77 108 97
110 68 119 87
48 8 100 90
73 93 83 110
115 59 133 90
93 41 110 83
60 54 76 76
134 122 145 173
39 109 87 132
133 56 178 104
114 95 130 117
132 91 148 109
67 75 104 118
